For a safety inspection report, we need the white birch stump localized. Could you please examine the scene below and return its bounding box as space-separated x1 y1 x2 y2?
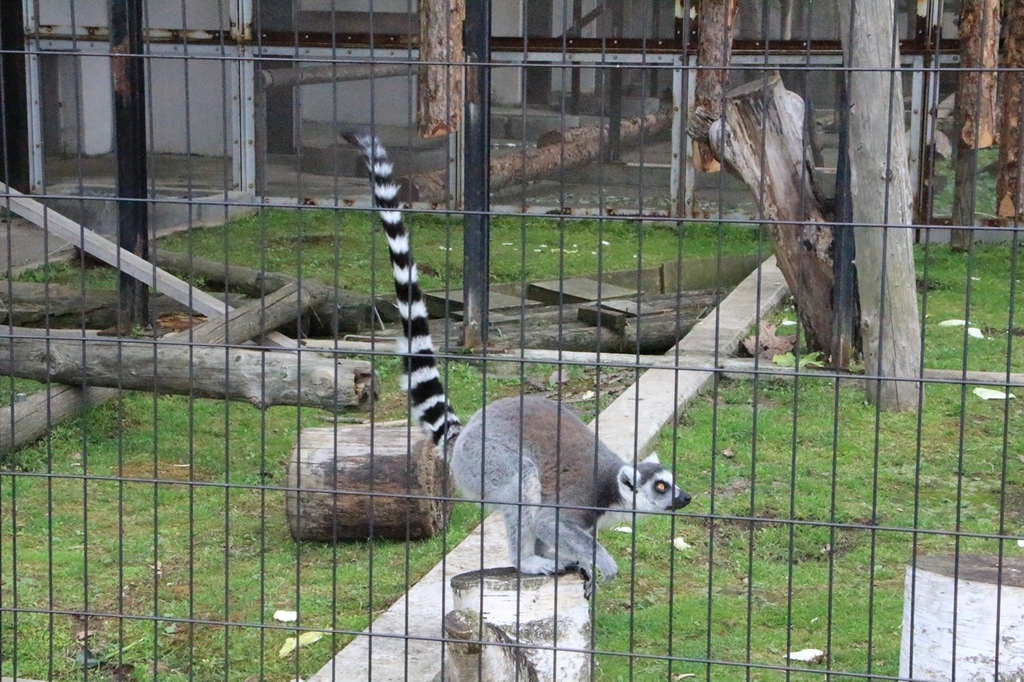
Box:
900 554 1024 681
442 568 592 682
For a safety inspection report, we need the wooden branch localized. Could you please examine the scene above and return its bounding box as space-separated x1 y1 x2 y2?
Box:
703 76 835 353
417 0 464 138
997 0 1024 219
0 182 295 348
0 386 118 457
950 0 1001 248
410 109 674 203
690 0 738 172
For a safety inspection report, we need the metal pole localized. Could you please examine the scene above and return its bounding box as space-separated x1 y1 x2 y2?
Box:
0 0 30 193
462 1 491 349
110 0 149 330
832 71 857 369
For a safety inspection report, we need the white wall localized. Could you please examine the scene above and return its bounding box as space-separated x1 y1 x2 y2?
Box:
298 71 414 127
148 56 231 155
56 53 114 156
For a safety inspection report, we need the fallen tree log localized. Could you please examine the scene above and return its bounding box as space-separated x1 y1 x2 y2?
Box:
0 282 375 415
1 281 351 457
152 250 386 333
0 332 373 411
0 280 245 330
410 108 674 203
512 310 705 355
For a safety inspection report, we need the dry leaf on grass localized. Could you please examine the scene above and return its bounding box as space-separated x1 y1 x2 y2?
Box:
279 631 322 658
742 322 796 361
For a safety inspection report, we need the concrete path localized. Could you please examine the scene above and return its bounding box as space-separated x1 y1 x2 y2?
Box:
310 256 789 681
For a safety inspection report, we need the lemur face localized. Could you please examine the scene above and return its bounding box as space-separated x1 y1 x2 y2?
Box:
617 453 692 512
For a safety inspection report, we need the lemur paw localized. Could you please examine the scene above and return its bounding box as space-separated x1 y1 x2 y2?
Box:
517 555 559 575
595 554 618 583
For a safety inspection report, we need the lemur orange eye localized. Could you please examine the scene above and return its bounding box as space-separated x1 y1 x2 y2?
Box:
655 481 669 494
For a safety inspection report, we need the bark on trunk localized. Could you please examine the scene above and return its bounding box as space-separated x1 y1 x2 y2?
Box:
997 0 1024 220
841 0 923 411
411 109 674 203
285 425 450 541
690 0 738 172
417 0 465 138
0 284 377 411
950 0 1001 250
695 76 835 354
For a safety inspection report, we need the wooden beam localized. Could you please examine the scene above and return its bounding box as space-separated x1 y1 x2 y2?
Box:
0 182 295 348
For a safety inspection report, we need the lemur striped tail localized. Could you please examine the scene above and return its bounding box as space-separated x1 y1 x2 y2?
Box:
344 132 461 449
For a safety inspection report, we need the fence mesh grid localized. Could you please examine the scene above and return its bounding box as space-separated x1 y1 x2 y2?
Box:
0 0 1022 680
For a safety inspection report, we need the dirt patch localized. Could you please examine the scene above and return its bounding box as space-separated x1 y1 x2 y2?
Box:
118 460 214 482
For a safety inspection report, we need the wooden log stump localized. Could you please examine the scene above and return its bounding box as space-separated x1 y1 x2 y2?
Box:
286 425 451 542
900 554 1024 680
442 568 591 682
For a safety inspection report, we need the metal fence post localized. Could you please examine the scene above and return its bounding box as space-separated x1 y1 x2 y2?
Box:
462 0 490 349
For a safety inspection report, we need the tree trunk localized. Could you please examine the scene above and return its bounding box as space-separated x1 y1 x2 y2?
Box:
417 0 465 138
0 332 374 411
950 0 1001 250
997 0 1024 220
286 425 450 541
0 284 377 411
410 109 674 203
690 0 738 172
841 0 923 411
694 76 836 354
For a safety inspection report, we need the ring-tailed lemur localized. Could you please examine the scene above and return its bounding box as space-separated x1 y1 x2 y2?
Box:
345 132 692 596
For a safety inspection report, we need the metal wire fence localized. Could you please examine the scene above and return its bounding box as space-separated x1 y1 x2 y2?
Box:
0 1 1022 680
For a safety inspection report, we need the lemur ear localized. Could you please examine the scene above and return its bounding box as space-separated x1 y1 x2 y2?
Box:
642 452 661 465
618 466 639 492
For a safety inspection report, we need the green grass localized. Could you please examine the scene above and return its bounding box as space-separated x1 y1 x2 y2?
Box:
587 240 1023 681
154 209 764 295
2 207 1021 681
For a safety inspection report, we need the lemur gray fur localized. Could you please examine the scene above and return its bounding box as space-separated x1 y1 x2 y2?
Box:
345 132 692 596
